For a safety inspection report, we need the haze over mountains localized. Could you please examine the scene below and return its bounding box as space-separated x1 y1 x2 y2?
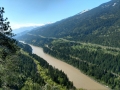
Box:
12 26 34 34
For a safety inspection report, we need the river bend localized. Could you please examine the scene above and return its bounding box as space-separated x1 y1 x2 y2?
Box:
31 45 109 90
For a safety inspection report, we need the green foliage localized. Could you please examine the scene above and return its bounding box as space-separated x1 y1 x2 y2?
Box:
0 40 77 90
17 41 32 53
31 53 75 89
17 32 120 89
0 7 77 90
0 7 14 37
21 78 41 90
17 34 54 48
43 40 120 89
17 0 120 48
0 7 17 59
0 41 71 90
15 0 120 89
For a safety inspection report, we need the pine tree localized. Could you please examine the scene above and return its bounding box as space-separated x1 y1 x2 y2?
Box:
0 7 17 57
0 7 14 37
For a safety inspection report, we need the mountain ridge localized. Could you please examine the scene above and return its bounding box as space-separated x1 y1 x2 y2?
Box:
16 0 120 89
17 0 120 47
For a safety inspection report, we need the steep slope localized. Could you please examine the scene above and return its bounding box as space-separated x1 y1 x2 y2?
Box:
18 0 120 47
0 7 77 90
0 34 76 90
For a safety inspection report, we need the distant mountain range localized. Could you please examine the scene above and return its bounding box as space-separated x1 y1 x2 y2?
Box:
17 0 120 48
12 26 35 34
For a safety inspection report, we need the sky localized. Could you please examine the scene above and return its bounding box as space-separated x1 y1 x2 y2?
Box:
0 0 111 29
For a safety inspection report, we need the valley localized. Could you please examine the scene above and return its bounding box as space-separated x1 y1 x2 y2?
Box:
14 0 120 89
31 45 109 90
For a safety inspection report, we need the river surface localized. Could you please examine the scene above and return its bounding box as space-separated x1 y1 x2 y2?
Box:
31 45 109 90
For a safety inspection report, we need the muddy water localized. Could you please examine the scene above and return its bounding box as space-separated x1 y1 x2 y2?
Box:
31 45 109 90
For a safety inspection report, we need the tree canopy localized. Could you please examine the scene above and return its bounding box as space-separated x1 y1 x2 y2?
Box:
0 7 14 37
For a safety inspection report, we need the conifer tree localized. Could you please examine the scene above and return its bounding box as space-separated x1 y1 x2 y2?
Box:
0 7 14 37
0 7 16 56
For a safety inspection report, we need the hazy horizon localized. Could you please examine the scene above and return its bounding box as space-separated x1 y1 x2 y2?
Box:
0 0 110 29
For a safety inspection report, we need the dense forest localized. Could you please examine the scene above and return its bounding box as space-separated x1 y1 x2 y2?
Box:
16 0 120 89
0 40 76 90
43 40 120 89
20 37 120 89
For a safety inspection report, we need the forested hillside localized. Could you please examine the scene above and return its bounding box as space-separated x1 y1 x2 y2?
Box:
43 39 120 89
16 0 120 90
0 7 77 90
17 36 120 89
0 36 76 90
17 0 120 48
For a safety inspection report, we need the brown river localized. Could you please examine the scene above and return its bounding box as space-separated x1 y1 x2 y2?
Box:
31 45 110 90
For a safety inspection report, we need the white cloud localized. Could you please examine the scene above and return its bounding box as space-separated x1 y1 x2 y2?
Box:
10 22 52 29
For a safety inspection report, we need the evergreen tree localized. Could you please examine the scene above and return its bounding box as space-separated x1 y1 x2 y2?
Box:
0 7 14 37
0 7 16 58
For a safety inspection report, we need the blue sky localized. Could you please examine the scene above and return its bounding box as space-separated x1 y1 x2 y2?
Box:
0 0 110 29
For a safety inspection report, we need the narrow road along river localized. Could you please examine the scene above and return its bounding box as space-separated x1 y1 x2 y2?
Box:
31 45 109 90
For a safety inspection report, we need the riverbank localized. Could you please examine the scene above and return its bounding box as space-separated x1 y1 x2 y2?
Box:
30 45 109 90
